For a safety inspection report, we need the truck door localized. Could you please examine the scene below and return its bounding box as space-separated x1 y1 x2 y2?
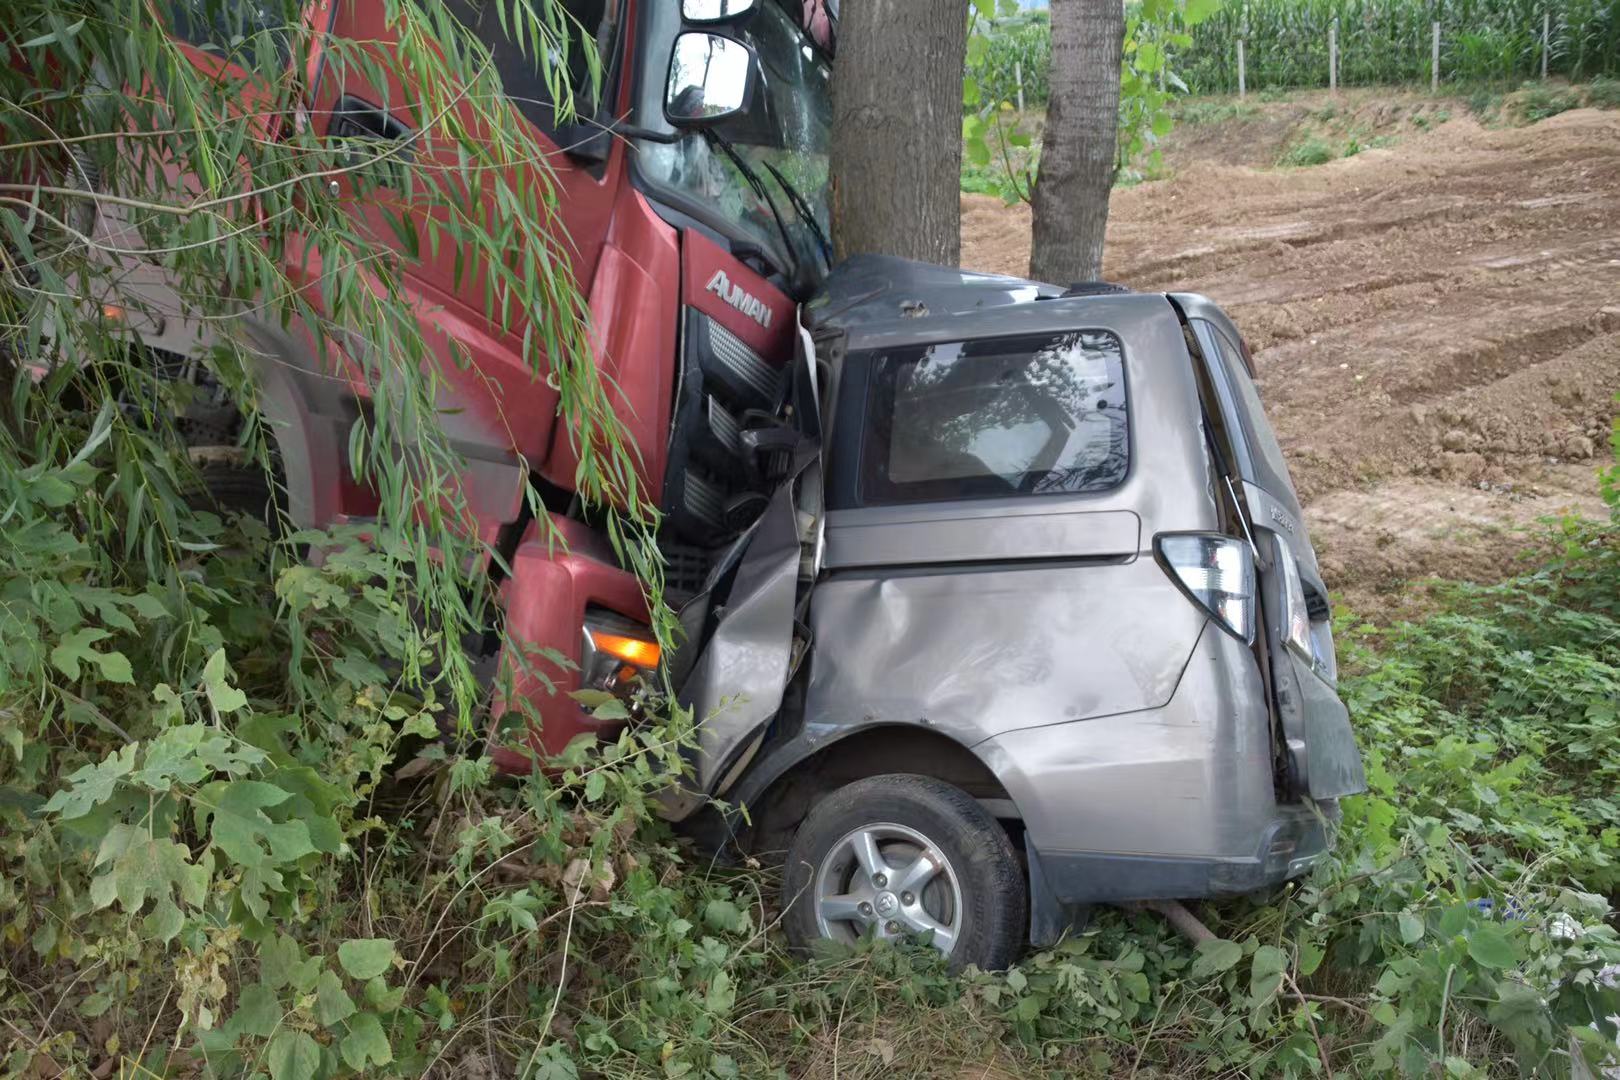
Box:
1174 295 1366 802
166 1 337 141
302 0 630 479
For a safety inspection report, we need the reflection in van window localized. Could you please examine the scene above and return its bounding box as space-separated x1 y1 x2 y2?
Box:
862 330 1128 505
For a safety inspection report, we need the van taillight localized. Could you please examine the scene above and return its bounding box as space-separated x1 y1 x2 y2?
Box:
1154 533 1256 644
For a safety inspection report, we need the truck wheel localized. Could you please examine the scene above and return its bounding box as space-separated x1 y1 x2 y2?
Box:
782 774 1025 971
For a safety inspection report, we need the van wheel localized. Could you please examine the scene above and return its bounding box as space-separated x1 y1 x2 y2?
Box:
782 774 1025 971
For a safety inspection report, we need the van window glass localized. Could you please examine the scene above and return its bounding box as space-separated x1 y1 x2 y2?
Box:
1208 326 1297 498
452 0 619 137
860 330 1128 505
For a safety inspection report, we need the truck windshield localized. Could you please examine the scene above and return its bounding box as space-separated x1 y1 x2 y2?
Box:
639 3 831 271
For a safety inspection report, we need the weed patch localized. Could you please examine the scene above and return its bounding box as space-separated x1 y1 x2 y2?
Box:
1279 137 1337 166
1517 84 1582 121
1586 76 1620 108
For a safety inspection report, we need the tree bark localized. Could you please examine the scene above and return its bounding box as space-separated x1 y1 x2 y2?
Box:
829 0 968 266
1028 0 1124 285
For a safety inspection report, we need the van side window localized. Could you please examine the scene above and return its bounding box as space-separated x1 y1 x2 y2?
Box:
860 330 1129 506
452 0 619 138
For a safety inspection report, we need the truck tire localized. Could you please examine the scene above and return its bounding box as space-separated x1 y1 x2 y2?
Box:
186 458 280 533
782 774 1026 971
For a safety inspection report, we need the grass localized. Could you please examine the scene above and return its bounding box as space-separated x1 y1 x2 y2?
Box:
1278 137 1337 166
1516 83 1582 121
1175 98 1263 125
1584 76 1620 107
1467 86 1506 120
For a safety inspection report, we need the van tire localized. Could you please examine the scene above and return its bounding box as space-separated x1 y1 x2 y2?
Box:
781 774 1025 971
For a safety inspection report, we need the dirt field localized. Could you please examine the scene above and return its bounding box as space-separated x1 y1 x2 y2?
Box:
962 90 1620 617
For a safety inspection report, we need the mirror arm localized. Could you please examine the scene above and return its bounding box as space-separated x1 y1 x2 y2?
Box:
604 120 683 144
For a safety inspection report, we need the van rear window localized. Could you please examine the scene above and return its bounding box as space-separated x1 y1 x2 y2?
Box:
860 330 1128 505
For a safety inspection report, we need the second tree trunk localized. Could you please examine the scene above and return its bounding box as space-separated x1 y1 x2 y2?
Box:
1029 0 1124 286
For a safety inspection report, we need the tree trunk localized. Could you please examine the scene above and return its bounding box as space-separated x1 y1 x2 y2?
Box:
829 0 968 266
1028 0 1124 285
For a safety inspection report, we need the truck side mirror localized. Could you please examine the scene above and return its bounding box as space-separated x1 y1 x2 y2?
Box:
681 0 758 22
665 32 756 127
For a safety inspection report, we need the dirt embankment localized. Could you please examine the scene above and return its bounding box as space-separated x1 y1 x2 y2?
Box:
962 91 1620 618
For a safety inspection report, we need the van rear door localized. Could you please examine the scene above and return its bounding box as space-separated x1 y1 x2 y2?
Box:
1172 294 1366 802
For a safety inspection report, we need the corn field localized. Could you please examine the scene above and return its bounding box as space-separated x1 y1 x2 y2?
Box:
1177 0 1620 92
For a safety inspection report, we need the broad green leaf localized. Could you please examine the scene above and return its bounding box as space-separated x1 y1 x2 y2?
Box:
339 1012 393 1069
704 970 735 1015
267 1031 320 1080
1250 944 1288 1000
703 898 743 933
363 976 405 1012
338 938 396 980
1191 937 1243 977
1298 939 1325 976
202 648 248 713
41 744 136 819
145 899 184 943
590 697 629 721
231 984 283 1038
89 824 209 914
29 468 82 507
1397 912 1424 944
50 628 132 683
316 969 357 1025
1485 981 1545 1040
197 780 314 868
261 934 305 991
1467 926 1518 969
528 1045 578 1080
1183 0 1220 25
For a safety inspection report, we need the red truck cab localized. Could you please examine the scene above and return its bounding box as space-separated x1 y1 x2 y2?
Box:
166 0 834 762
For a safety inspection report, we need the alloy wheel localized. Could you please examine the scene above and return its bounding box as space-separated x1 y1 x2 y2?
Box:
811 821 963 955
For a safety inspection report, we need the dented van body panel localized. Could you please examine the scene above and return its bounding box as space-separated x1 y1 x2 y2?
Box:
684 256 1365 940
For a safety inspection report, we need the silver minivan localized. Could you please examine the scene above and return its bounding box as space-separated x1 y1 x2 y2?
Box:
668 256 1366 971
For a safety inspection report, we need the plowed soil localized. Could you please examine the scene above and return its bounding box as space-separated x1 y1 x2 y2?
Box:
962 92 1620 618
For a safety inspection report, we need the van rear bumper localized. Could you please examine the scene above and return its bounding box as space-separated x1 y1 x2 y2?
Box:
1034 799 1339 904
1025 801 1339 945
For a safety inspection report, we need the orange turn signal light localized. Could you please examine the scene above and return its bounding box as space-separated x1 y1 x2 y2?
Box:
591 632 660 669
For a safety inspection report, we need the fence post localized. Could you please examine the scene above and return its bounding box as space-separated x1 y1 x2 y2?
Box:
1014 60 1025 111
1329 18 1338 93
1238 37 1247 98
1431 21 1440 92
1541 10 1550 79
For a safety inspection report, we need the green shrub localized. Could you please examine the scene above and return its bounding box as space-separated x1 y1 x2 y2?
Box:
1469 86 1507 118
1279 136 1337 165
1410 107 1452 129
1176 98 1263 124
1586 75 1620 106
1518 83 1583 119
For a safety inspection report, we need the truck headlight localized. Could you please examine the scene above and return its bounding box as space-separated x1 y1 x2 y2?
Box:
581 622 661 694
